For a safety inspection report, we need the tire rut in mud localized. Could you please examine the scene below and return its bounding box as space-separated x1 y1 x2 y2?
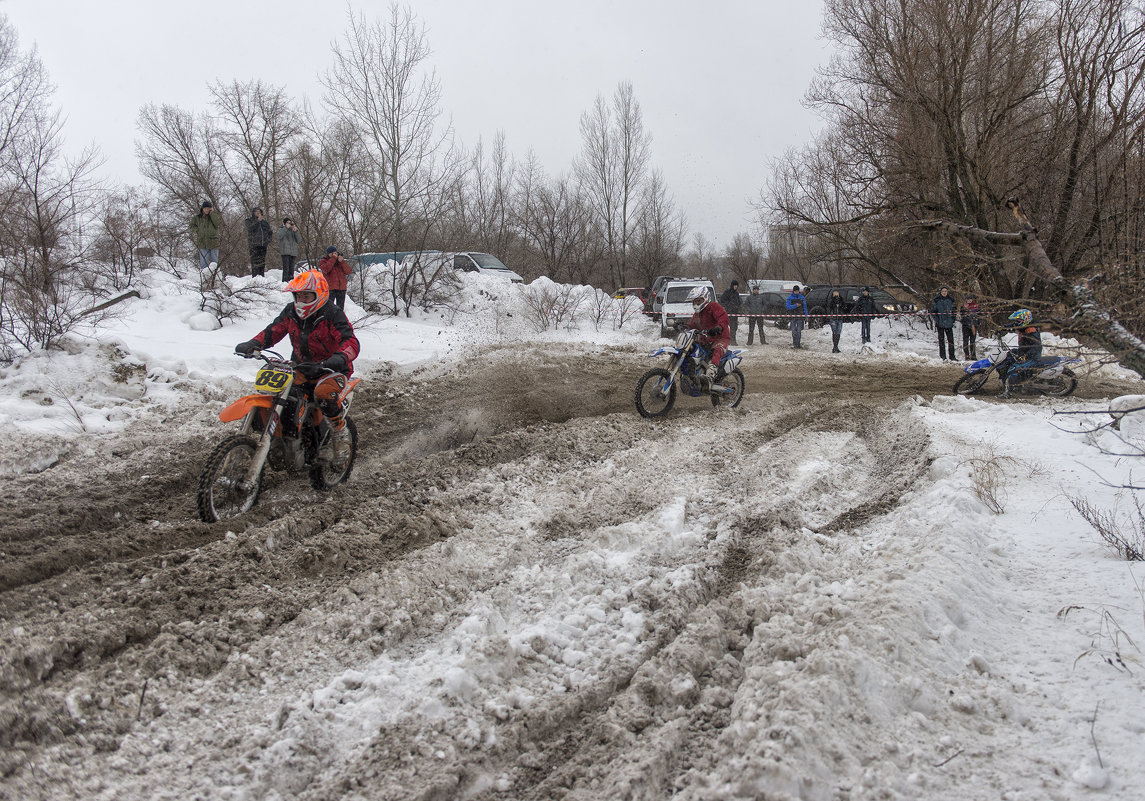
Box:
2 340 1133 799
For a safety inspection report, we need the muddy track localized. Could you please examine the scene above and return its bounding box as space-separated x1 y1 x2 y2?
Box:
0 343 1138 798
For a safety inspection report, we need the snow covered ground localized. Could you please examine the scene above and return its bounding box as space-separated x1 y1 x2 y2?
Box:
1 270 1143 800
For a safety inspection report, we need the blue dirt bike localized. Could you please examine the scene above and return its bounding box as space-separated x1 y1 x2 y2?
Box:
634 328 745 417
953 336 1080 398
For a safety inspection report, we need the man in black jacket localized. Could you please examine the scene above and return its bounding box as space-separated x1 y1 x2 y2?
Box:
245 207 274 278
719 280 742 345
854 287 878 344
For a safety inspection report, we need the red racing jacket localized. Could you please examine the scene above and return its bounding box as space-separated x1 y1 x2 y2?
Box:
251 300 360 375
686 302 731 349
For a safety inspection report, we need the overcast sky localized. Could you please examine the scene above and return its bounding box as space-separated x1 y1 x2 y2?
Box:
3 0 829 248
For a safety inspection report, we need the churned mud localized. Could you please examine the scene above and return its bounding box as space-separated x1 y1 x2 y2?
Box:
0 342 1137 800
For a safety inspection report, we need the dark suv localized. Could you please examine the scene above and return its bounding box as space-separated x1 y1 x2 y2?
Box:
803 285 915 328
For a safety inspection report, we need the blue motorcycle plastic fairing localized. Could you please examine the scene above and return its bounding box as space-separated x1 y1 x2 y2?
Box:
964 357 992 373
649 347 682 358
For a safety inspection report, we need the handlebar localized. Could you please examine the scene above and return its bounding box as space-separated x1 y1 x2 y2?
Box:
239 349 333 378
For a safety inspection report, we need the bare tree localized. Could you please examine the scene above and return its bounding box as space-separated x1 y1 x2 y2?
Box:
0 68 103 352
575 81 651 288
462 131 516 259
91 187 155 290
321 3 459 250
630 169 686 288
135 103 241 272
210 79 302 220
723 232 763 285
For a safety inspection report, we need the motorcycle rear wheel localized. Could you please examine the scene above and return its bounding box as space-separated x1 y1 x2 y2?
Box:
635 368 677 418
1039 368 1078 397
953 372 991 396
198 435 262 523
310 417 359 490
711 369 745 409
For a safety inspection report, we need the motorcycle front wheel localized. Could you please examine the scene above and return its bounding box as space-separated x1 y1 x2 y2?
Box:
953 371 991 396
310 417 359 490
711 369 745 409
198 435 262 522
1039 368 1078 398
635 368 677 418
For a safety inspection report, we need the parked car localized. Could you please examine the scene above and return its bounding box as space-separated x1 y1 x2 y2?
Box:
649 275 682 314
399 251 525 283
350 251 426 272
746 279 802 294
803 285 915 328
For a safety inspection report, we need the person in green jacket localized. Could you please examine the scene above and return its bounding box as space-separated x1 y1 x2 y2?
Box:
189 200 222 271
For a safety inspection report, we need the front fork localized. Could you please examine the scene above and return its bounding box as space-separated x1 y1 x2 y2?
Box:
240 400 285 490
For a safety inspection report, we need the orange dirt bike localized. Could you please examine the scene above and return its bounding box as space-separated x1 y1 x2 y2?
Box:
197 349 360 522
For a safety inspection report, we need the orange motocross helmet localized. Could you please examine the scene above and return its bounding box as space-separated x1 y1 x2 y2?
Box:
283 269 329 319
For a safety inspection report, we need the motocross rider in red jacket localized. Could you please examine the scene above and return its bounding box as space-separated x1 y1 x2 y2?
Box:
684 285 731 383
235 269 360 462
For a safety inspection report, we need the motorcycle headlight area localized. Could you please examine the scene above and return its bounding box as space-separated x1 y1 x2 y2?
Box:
675 331 692 348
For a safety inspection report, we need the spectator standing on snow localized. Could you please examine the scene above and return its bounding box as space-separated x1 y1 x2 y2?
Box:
960 294 980 361
245 207 273 277
854 286 878 344
189 200 222 272
319 245 353 308
719 280 742 345
826 289 847 353
743 284 767 345
786 285 808 349
276 217 301 282
929 286 957 360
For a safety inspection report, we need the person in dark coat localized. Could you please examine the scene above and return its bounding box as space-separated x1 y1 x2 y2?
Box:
826 289 847 353
742 284 767 345
929 286 957 360
997 308 1042 397
785 286 808 349
854 287 878 344
245 207 274 277
719 280 742 345
960 294 980 360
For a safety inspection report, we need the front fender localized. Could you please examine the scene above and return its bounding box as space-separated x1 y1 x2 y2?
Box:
649 347 682 358
963 358 993 374
219 394 275 423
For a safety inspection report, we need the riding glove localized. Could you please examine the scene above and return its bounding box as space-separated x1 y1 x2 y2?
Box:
322 353 348 373
235 340 260 355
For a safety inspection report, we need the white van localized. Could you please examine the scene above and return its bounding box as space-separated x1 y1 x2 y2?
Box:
747 279 802 294
659 279 715 338
401 251 523 283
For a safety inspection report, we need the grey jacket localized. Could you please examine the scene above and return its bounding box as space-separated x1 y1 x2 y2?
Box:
276 224 301 257
743 292 767 314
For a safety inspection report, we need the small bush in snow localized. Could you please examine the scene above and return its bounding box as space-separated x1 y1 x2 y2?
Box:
523 282 582 332
356 256 461 318
1070 495 1145 561
196 265 277 323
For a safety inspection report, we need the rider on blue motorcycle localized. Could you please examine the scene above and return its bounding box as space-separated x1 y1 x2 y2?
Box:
684 285 731 384
997 308 1042 398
